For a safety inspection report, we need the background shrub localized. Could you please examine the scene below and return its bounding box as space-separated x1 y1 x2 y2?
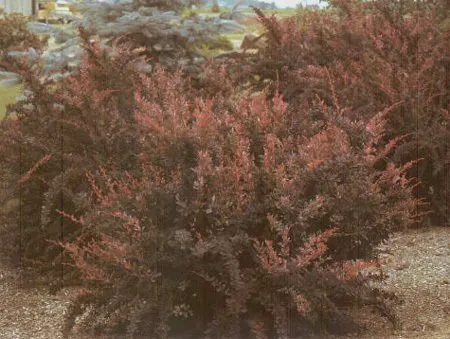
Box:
242 0 449 225
0 10 44 63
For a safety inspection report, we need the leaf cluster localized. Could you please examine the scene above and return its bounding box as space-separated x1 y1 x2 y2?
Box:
242 0 449 224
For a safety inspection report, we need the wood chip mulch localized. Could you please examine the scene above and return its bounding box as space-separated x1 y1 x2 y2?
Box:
1 226 448 339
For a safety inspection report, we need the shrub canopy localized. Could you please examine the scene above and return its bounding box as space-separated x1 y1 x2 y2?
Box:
0 0 445 338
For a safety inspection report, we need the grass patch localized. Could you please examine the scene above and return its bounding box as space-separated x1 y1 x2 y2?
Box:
185 6 297 18
0 84 23 118
193 36 234 57
240 8 297 17
222 32 246 40
181 7 227 18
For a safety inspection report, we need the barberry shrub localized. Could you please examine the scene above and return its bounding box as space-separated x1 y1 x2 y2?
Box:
0 10 45 262
245 0 449 225
0 32 146 278
0 8 418 337
57 64 416 338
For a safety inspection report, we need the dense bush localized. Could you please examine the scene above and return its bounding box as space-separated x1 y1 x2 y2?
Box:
0 0 238 282
0 10 45 261
0 32 146 278
0 1 436 338
242 0 449 225
52 59 416 337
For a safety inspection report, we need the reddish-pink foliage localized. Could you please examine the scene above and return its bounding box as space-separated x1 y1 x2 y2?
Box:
0 8 425 336
246 0 449 224
55 61 416 337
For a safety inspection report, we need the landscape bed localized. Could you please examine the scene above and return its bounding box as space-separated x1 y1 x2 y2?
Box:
0 1 448 338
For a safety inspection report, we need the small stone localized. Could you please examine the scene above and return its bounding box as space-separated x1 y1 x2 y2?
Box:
395 262 410 270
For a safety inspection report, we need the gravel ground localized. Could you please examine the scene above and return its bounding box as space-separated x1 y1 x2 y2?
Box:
0 268 69 339
337 226 450 339
378 226 449 338
0 226 448 339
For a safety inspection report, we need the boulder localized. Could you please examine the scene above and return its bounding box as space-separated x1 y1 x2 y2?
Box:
240 33 267 50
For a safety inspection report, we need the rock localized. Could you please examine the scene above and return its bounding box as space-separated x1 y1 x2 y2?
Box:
395 261 410 270
67 61 81 71
40 51 67 73
28 47 39 60
231 12 248 24
52 37 81 52
214 18 246 33
6 47 39 63
26 22 56 34
240 33 267 50
220 11 247 24
134 62 153 73
0 71 21 87
138 7 154 16
47 73 67 82
219 11 233 20
6 51 26 58
60 45 84 60
53 30 75 44
25 0 242 79
0 78 21 87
